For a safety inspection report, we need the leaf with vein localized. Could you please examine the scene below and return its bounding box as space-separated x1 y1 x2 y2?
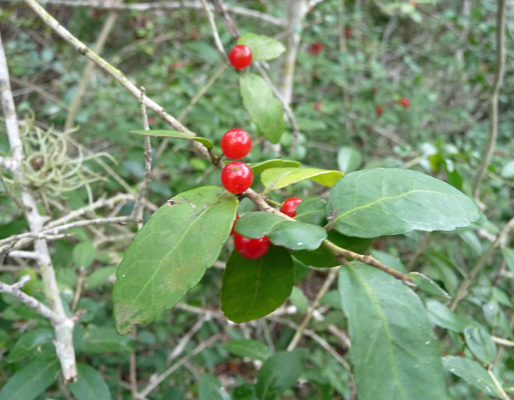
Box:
113 186 238 334
339 262 447 400
328 168 480 238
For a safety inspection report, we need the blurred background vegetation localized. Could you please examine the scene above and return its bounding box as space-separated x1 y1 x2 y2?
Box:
0 0 514 399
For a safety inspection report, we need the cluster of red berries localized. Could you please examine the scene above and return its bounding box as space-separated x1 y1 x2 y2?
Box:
229 197 304 259
375 97 410 117
223 44 304 259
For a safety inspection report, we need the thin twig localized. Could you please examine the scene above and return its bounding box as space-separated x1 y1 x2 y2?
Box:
167 313 211 363
487 368 510 400
406 232 431 271
70 268 86 313
131 87 152 228
0 276 56 320
199 0 229 64
492 336 514 348
130 327 138 400
137 334 220 399
472 0 506 201
323 240 414 285
450 217 514 311
3 0 286 26
287 268 339 351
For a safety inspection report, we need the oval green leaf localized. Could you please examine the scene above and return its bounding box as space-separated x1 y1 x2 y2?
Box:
73 241 96 268
248 159 301 174
199 374 230 400
327 168 480 238
239 74 285 144
262 167 344 192
68 363 111 400
222 339 273 361
0 354 60 400
464 326 497 365
113 186 238 334
235 212 284 239
237 32 286 61
221 246 294 323
425 299 480 333
443 356 499 397
339 262 447 400
337 146 361 173
406 272 450 299
294 198 326 226
256 350 307 400
268 220 327 251
131 130 213 150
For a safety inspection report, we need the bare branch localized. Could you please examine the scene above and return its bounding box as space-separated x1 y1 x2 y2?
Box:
472 0 507 201
2 0 286 26
450 217 514 311
0 276 56 321
137 334 220 399
0 31 77 382
287 267 339 351
199 0 229 64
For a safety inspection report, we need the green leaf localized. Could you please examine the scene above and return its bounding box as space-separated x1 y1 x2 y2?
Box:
500 247 514 274
327 168 480 238
7 328 54 363
500 160 514 178
443 356 499 397
68 363 111 400
239 74 284 144
406 272 450 299
113 186 238 334
198 374 230 400
425 300 479 333
235 212 284 239
221 246 294 323
289 287 309 314
0 354 60 400
294 198 326 226
339 262 447 400
268 221 327 251
464 326 497 365
237 32 286 61
319 290 342 310
256 350 307 400
82 327 135 353
262 167 344 192
248 159 301 174
337 146 361 173
292 231 371 268
73 241 96 268
85 266 117 289
236 212 327 251
131 130 213 150
222 339 273 361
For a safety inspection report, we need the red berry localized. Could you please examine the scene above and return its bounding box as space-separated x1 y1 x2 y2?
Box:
313 102 322 111
280 197 303 218
399 97 410 109
220 129 252 159
233 233 270 259
221 161 253 194
308 42 324 55
229 45 252 70
376 105 384 117
411 0 418 6
230 214 240 236
345 27 352 39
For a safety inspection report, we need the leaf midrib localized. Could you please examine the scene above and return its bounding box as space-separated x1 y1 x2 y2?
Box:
7 357 58 397
351 265 407 400
126 191 229 307
333 189 465 224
